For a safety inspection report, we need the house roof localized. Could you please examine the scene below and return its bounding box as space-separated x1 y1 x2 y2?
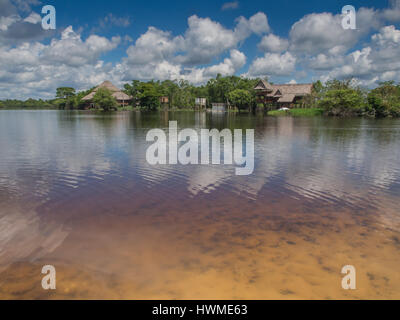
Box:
82 81 132 101
82 92 95 100
278 94 296 103
271 84 313 103
254 81 313 94
254 79 274 92
113 91 131 100
270 84 313 96
254 81 313 103
96 80 120 92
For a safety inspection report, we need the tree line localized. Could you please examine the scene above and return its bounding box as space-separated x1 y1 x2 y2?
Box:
314 79 400 118
122 76 259 111
1 75 400 118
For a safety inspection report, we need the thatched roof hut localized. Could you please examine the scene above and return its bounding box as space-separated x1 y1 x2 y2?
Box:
254 79 274 92
254 80 313 107
82 81 132 106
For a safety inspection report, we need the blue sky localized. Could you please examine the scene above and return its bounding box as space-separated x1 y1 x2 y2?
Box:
0 0 400 99
44 0 393 65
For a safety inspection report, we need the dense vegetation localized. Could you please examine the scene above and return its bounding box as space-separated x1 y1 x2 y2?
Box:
0 98 58 109
122 76 259 110
268 108 324 117
317 80 400 118
92 88 119 111
1 76 400 118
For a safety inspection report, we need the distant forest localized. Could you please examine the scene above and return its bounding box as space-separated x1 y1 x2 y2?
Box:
1 75 400 118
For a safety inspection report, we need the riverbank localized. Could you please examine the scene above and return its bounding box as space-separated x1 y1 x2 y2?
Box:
1 107 398 119
268 108 324 117
0 107 322 117
0 106 59 110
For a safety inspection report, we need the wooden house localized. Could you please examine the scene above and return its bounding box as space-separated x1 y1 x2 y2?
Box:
195 97 207 109
160 96 169 104
254 80 313 109
82 81 132 108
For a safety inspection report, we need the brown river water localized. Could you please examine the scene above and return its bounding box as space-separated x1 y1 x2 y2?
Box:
0 110 399 299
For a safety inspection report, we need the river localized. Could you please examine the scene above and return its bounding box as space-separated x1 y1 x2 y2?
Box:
0 110 399 299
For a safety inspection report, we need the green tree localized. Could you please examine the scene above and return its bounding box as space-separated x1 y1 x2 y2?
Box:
313 80 323 95
324 79 353 91
319 87 365 116
56 87 76 99
124 80 142 106
160 80 179 108
367 93 386 117
298 80 324 108
56 87 76 109
204 74 258 109
175 80 194 108
227 89 253 112
92 88 118 111
72 89 92 109
138 82 161 111
367 81 400 117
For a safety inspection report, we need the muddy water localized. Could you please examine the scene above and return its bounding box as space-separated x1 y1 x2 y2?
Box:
0 110 399 299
